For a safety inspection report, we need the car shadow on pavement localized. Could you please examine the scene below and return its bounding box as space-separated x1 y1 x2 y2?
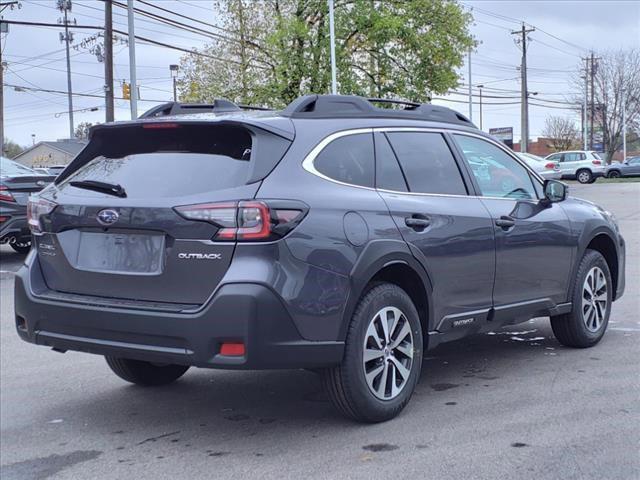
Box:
27 318 576 453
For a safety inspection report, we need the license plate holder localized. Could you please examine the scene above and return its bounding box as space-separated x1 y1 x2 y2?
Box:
76 232 164 275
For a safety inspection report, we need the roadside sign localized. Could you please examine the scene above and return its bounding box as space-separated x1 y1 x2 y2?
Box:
489 127 513 149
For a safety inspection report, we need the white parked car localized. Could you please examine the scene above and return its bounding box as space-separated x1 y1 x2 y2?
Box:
544 150 605 184
516 152 562 180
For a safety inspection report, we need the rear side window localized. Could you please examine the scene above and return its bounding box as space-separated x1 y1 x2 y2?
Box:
374 133 407 192
61 124 255 198
313 133 374 188
385 132 467 195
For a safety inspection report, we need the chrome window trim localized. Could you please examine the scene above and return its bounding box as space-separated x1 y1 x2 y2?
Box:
301 126 544 201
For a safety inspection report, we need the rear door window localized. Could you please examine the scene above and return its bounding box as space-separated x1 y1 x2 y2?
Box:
313 133 374 188
61 124 255 198
385 132 467 195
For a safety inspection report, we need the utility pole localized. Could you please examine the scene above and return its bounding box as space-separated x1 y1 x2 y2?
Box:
328 0 337 95
512 23 534 153
478 84 484 130
104 0 114 122
1 29 4 157
467 48 472 121
57 0 75 139
126 0 137 118
1 1 21 155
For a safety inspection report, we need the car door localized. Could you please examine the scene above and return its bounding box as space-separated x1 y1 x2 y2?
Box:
547 153 568 176
451 133 575 322
564 152 586 176
626 157 640 175
375 130 496 335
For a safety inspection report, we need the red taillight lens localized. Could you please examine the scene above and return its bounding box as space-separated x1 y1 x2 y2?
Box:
0 186 15 202
544 162 556 170
592 160 601 165
0 216 8 224
174 200 306 242
27 196 57 234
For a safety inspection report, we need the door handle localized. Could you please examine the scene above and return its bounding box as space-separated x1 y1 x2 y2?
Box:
495 215 516 229
405 216 430 230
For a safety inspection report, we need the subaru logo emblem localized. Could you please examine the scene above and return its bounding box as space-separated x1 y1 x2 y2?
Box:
36 180 45 187
97 209 119 225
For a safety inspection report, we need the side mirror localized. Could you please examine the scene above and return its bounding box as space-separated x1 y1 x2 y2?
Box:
542 180 568 205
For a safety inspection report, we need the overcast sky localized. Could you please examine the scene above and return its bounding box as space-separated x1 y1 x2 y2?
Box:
2 0 639 148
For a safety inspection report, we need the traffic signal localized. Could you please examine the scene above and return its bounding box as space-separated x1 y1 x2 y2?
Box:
122 82 131 100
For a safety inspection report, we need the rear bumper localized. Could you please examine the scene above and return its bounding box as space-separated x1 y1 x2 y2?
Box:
14 258 344 369
0 214 30 243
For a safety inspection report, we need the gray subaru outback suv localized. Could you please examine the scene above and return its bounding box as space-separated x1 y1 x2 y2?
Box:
14 95 625 422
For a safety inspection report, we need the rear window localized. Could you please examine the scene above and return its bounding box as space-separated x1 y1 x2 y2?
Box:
61 124 255 198
0 157 36 177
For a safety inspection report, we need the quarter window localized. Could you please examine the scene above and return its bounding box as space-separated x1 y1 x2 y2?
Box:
453 134 538 200
385 132 467 195
374 133 408 192
313 133 374 188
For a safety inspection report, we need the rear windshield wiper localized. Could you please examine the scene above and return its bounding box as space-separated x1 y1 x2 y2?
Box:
69 180 127 198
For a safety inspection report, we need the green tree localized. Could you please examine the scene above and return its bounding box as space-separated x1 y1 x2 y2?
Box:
178 0 474 106
2 138 24 158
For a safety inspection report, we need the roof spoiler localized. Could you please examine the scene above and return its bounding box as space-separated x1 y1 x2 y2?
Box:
281 94 476 127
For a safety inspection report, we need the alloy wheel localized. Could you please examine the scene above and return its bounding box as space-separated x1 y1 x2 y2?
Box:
362 306 414 400
582 266 607 332
578 171 591 183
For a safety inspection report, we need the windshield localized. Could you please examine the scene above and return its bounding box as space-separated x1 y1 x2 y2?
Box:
0 157 37 177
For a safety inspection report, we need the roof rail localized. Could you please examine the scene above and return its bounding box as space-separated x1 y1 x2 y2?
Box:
280 94 475 127
138 99 241 118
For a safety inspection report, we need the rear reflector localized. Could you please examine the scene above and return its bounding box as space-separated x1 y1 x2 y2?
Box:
220 342 245 356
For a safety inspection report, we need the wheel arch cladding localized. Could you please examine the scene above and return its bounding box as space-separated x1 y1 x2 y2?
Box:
585 233 619 299
342 239 433 344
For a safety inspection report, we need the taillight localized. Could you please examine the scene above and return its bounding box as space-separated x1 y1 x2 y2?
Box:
592 160 602 165
174 200 307 242
0 185 15 202
27 196 57 234
544 162 556 170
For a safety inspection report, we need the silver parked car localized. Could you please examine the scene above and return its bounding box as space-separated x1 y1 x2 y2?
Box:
544 150 606 183
516 152 562 180
606 156 640 178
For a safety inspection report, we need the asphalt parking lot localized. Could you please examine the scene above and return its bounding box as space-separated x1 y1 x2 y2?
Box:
1 182 638 480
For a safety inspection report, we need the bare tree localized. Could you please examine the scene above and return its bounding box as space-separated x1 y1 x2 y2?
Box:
574 49 640 162
542 116 580 151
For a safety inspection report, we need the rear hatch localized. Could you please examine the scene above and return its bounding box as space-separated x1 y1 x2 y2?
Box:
34 119 292 307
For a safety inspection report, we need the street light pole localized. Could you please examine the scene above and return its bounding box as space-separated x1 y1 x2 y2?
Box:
328 0 337 95
478 84 484 130
169 64 179 102
622 87 627 161
126 0 138 118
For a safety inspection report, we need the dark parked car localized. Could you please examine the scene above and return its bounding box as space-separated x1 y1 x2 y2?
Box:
14 96 625 422
0 157 55 253
607 156 640 178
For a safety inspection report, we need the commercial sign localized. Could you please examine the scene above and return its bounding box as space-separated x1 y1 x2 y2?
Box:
489 127 514 149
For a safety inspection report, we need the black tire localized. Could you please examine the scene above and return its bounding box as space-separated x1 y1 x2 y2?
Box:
322 283 423 423
105 356 189 386
607 170 621 178
10 242 31 254
576 169 593 184
550 250 612 348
